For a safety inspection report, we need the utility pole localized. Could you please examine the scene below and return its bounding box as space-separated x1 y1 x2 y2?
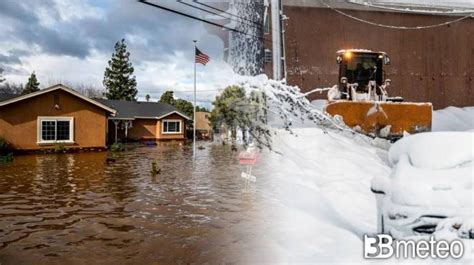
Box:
193 40 197 158
280 0 288 82
271 0 282 80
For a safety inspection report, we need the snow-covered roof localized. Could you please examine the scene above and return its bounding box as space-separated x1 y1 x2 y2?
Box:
372 0 474 10
283 0 474 16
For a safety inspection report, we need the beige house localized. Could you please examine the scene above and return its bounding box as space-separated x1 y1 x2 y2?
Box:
96 99 191 143
0 85 116 150
195 111 212 140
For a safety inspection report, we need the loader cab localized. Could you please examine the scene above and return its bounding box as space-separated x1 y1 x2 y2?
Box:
336 50 390 98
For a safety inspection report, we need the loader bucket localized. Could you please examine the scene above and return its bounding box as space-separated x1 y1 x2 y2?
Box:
325 101 432 138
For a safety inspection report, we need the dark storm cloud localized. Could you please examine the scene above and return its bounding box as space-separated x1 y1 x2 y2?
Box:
0 0 91 58
0 54 21 64
0 0 211 68
0 0 41 24
78 0 208 63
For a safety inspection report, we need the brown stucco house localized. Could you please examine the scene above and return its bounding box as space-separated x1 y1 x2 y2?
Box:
96 99 191 143
0 84 116 151
0 84 192 151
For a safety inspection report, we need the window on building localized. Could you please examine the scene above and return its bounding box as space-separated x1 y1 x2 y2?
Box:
263 4 270 34
38 117 74 144
264 49 273 63
162 120 181 133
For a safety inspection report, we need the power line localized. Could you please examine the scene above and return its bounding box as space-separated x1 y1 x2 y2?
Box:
177 0 266 36
138 0 270 42
189 0 286 43
193 0 263 29
321 0 472 30
178 0 234 21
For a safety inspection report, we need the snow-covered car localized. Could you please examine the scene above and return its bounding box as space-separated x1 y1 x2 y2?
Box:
371 132 473 239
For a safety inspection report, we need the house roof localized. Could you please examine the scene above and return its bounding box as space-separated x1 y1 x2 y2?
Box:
0 84 117 114
96 99 192 120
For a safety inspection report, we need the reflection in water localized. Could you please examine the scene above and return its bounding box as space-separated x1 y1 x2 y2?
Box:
0 143 276 264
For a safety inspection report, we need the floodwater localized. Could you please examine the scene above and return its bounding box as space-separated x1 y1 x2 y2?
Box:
0 142 285 264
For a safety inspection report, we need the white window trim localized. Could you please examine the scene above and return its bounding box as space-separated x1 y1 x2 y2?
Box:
161 119 182 134
37 116 75 145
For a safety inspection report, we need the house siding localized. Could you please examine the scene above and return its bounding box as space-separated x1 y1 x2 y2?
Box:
107 113 187 142
0 90 108 150
156 113 186 140
128 119 157 140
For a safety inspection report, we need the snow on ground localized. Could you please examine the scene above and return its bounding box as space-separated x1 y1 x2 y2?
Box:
432 106 474 132
257 102 473 263
259 128 389 263
261 127 472 263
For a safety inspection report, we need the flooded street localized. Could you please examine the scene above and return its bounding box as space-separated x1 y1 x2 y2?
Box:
0 130 381 265
0 142 286 264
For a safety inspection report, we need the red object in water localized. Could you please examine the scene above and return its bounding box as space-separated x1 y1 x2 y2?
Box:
238 151 258 165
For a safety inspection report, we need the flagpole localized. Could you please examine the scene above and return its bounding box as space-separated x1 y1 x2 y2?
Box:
193 40 197 159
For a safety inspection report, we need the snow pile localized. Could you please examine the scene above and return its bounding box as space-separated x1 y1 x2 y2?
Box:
432 106 474 132
383 132 473 207
260 128 472 263
372 131 473 244
260 127 391 262
388 131 474 169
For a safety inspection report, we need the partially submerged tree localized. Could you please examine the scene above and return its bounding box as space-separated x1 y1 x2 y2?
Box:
103 39 137 101
22 72 40 95
210 85 249 140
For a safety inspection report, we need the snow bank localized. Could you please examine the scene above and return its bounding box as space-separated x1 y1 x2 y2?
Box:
432 106 474 132
388 132 474 169
374 131 473 250
262 128 390 252
388 153 472 208
262 128 472 263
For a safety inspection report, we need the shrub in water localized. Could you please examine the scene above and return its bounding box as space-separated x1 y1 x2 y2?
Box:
54 143 66 153
110 142 125 152
0 137 13 162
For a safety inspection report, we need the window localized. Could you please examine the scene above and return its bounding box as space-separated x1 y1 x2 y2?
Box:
37 117 74 144
264 49 273 63
162 120 181 134
263 4 270 34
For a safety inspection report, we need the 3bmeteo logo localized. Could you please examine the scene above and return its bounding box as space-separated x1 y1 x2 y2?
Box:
363 234 464 259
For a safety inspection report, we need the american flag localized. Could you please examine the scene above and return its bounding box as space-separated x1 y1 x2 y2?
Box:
195 47 210 65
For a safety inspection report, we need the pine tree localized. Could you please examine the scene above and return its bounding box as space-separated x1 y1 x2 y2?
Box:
22 72 40 95
103 39 137 101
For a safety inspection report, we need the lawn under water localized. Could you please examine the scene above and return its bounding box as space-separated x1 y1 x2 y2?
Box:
0 142 284 264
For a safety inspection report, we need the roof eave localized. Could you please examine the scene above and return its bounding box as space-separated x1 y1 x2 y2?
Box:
0 84 117 114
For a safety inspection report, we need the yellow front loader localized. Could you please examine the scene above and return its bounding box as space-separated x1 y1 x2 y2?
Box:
324 50 432 139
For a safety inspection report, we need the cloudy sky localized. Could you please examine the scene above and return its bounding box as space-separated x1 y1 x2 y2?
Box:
0 0 237 107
